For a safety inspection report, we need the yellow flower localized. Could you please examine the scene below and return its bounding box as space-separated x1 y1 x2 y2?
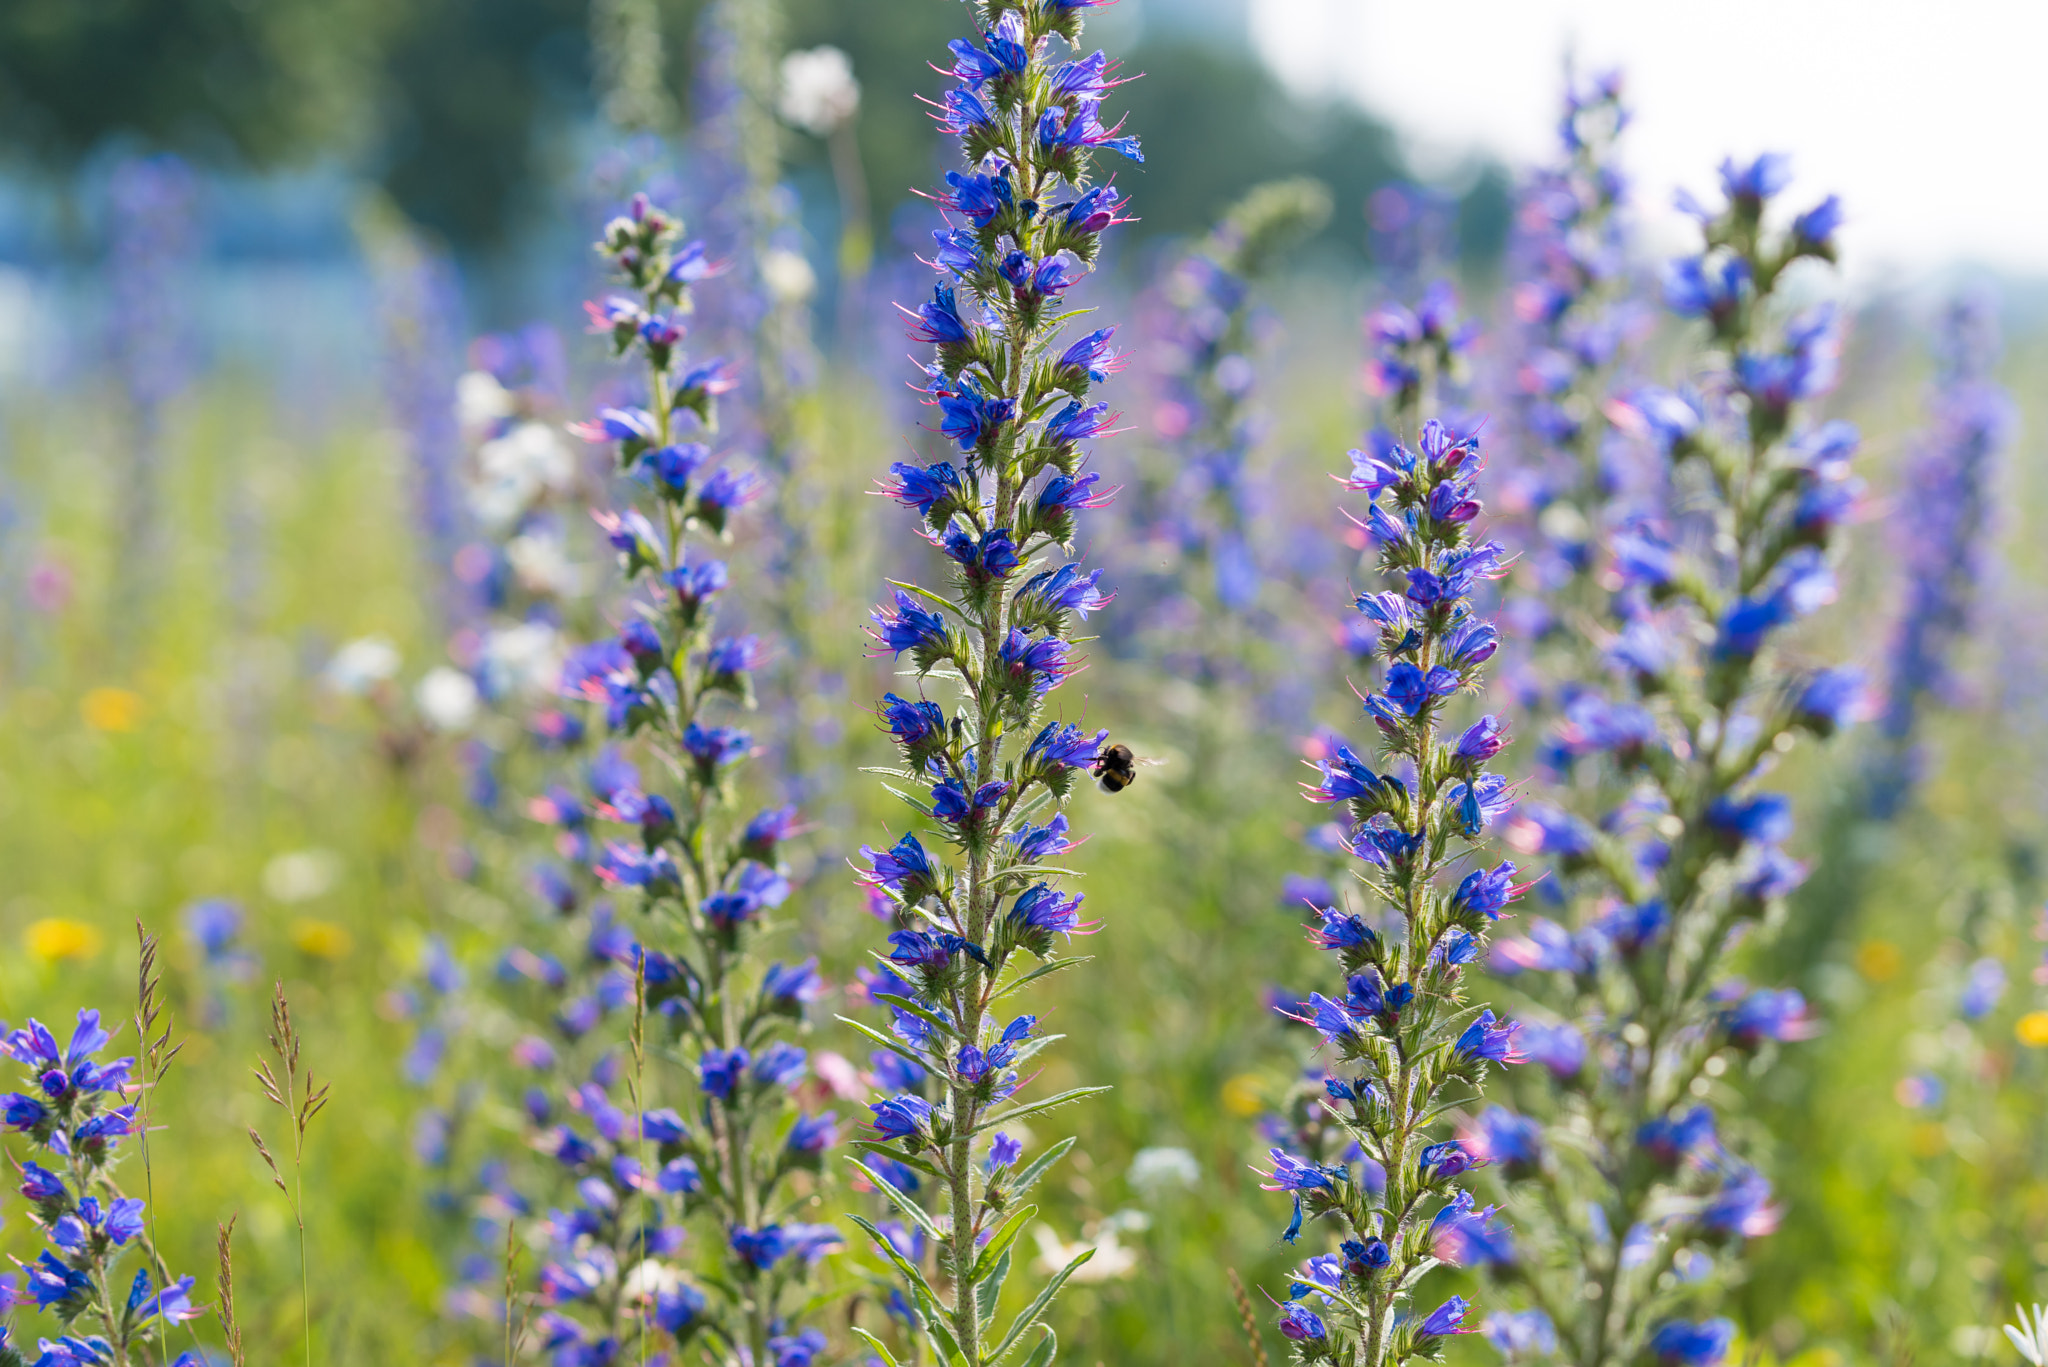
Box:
2016 1011 2048 1048
1221 1073 1265 1118
293 919 354 960
1854 939 1902 983
80 687 144 733
26 919 105 962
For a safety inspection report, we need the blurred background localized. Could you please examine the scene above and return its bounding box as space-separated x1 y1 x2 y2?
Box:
2 1 2046 1364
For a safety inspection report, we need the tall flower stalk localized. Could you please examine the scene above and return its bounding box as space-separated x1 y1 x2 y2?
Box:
1478 157 1857 1367
1866 292 2013 815
518 193 837 1367
848 5 1137 1365
1139 177 1330 634
1258 417 1523 1367
3 1008 208 1367
1497 72 1640 710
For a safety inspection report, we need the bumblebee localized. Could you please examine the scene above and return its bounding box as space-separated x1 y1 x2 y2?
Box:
1091 742 1163 793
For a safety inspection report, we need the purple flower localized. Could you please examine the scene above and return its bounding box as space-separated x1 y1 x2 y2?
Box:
1417 1296 1473 1338
1258 1148 1336 1192
1278 1302 1327 1342
1720 987 1815 1047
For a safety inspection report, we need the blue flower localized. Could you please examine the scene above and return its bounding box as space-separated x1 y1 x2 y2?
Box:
907 283 972 346
655 1285 707 1333
884 461 962 518
1454 1010 1524 1063
870 1094 934 1141
728 1224 794 1271
1025 721 1108 772
1705 792 1793 847
1650 1318 1735 1366
996 629 1074 694
1007 883 1088 941
1018 564 1114 617
682 722 752 767
1484 1310 1558 1358
1417 1296 1473 1338
700 1049 749 1101
750 1043 808 1090
870 591 950 657
862 834 935 899
1278 1302 1327 1342
786 1112 838 1155
1258 1148 1336 1192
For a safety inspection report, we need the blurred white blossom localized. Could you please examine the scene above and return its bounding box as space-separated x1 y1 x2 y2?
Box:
416 666 480 731
779 46 860 135
325 636 401 694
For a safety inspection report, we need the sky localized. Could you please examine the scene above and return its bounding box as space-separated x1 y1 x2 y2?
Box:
1240 0 2048 279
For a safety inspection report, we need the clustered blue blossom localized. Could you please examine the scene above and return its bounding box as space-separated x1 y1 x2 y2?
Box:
438 193 837 1367
1473 153 1856 1366
1496 71 1642 614
1 1011 207 1367
849 6 1134 1365
1135 179 1329 625
1258 418 1525 1367
1867 292 2014 815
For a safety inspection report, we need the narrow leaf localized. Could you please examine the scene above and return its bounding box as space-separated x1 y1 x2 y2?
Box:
1008 1136 1078 1198
976 1086 1112 1136
848 1160 948 1245
969 1204 1037 1283
850 1329 903 1367
991 1249 1094 1364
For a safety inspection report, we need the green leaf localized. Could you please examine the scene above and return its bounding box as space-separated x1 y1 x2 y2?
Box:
875 991 960 1039
849 1213 957 1357
976 1085 1112 1136
1018 1326 1058 1367
977 1247 1011 1330
847 1140 945 1179
969 1204 1038 1282
993 956 1092 1001
991 1249 1094 1364
834 1014 928 1069
849 1159 948 1245
850 1328 904 1367
1008 1135 1078 1198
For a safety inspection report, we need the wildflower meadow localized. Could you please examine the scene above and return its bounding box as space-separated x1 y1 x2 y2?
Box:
5 3 2048 1366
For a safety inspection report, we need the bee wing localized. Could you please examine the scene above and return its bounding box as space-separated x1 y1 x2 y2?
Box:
1134 756 1170 767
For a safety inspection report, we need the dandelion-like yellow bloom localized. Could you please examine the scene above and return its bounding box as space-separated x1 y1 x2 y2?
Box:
292 919 354 960
1854 939 1902 982
80 687 144 732
1221 1072 1265 1117
2016 1010 2048 1048
26 918 105 962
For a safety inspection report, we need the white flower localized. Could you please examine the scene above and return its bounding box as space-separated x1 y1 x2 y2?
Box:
779 46 860 135
1127 1145 1201 1197
455 369 513 432
506 532 588 599
470 421 576 528
416 666 480 732
761 249 817 304
2006 1304 2048 1366
324 636 401 694
481 622 564 699
263 849 343 903
1031 1223 1138 1283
